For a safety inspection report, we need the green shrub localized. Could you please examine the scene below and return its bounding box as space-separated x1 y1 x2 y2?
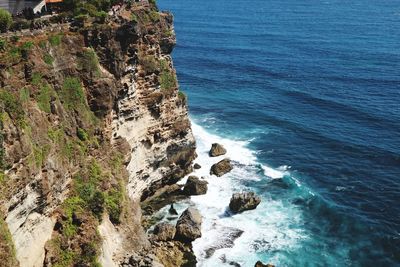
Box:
0 39 6 51
48 127 63 143
77 128 88 141
48 34 62 46
149 11 160 22
159 59 176 90
105 188 123 224
60 77 85 110
43 53 54 65
79 48 100 76
131 13 138 23
178 91 186 101
0 90 25 125
95 11 107 23
160 71 176 90
0 214 17 266
36 83 53 113
21 41 34 50
19 87 30 103
8 47 21 61
31 72 42 86
0 8 12 33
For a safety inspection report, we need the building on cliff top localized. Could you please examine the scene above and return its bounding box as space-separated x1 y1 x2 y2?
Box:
0 0 63 15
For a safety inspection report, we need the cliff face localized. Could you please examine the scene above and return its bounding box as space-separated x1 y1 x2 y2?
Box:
0 3 196 267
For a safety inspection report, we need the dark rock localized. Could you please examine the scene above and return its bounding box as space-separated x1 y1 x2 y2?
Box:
174 207 202 243
183 176 208 195
229 192 261 213
153 223 176 241
193 163 201 169
255 261 275 267
209 143 227 157
210 158 233 177
169 204 178 215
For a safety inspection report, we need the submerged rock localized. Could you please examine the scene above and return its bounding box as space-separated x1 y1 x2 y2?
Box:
153 223 176 241
174 207 202 242
193 163 202 169
255 261 275 267
229 192 261 213
183 176 208 195
209 143 227 157
210 158 233 177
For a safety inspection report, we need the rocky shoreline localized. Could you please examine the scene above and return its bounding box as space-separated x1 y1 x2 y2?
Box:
141 143 271 266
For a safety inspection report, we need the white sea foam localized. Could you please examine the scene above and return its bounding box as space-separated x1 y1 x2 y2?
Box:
187 120 308 266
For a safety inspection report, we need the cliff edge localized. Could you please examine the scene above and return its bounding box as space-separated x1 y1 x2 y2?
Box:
0 2 196 266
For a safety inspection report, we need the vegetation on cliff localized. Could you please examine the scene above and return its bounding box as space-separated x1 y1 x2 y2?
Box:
0 1 195 266
0 27 129 266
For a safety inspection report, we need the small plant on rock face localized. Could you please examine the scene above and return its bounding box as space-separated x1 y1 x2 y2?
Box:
0 39 6 51
159 59 177 91
48 34 62 46
131 13 138 23
77 128 89 141
36 83 53 113
61 77 85 110
139 53 159 74
43 53 54 65
79 48 100 77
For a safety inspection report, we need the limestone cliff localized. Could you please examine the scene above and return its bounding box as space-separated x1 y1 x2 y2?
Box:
0 3 196 267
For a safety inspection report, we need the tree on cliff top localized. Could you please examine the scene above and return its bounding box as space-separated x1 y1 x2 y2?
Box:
0 8 12 33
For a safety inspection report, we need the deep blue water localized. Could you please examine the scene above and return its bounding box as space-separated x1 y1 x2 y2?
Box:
158 0 400 265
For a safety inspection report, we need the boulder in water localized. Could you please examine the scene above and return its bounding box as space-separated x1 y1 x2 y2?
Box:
174 207 202 243
209 143 227 157
153 223 176 241
210 158 233 177
255 261 275 267
193 163 202 169
168 204 178 215
183 176 208 195
229 192 261 213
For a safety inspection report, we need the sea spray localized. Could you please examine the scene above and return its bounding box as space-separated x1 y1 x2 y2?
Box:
188 121 307 266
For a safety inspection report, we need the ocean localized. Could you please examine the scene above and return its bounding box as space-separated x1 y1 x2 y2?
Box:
156 0 400 266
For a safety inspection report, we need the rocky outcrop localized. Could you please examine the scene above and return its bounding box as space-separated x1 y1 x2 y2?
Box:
229 192 261 213
210 158 233 177
174 207 202 243
106 7 197 202
183 176 208 195
209 143 227 157
255 261 275 267
153 223 176 241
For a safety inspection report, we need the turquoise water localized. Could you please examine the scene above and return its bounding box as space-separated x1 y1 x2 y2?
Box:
157 0 400 266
